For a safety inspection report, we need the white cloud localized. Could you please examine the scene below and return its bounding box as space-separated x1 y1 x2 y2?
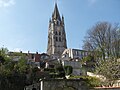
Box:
0 0 15 8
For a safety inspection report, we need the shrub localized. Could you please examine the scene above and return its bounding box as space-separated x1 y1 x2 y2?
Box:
69 76 102 87
64 66 73 75
55 66 65 78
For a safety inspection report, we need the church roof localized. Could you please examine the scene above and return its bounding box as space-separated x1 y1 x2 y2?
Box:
52 3 61 21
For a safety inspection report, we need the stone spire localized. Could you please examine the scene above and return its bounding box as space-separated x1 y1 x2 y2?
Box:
52 3 61 21
47 3 67 59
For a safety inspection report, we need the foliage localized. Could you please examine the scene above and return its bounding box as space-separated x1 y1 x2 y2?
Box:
69 76 102 87
0 47 10 64
82 22 120 86
64 66 73 75
83 22 120 60
0 48 31 90
55 66 65 78
82 55 96 72
95 58 120 86
11 52 25 56
17 57 28 73
44 68 55 73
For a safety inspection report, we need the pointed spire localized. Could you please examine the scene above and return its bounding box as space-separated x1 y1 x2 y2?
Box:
61 15 64 25
52 3 61 21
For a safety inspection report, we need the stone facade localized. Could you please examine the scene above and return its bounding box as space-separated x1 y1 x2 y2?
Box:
62 60 84 75
62 48 91 61
25 80 120 90
25 79 90 90
47 3 67 58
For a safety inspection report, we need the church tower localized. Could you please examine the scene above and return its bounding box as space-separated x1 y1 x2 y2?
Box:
47 3 67 58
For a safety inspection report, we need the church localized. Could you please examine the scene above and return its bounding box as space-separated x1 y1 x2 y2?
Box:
45 3 90 75
8 3 90 75
47 3 89 60
47 3 67 59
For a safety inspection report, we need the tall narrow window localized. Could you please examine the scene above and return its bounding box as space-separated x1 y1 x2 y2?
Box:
56 37 58 41
55 31 57 35
59 37 62 42
59 32 61 35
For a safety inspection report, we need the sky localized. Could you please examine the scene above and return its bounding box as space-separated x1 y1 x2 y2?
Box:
0 0 120 53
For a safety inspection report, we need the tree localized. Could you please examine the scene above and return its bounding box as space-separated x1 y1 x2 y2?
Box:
82 55 96 72
83 22 120 60
95 58 120 86
82 22 120 86
17 56 28 73
0 49 31 90
0 47 10 64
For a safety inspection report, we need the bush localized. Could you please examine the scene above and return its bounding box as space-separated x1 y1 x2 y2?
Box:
44 68 55 73
55 66 65 78
64 66 73 75
69 76 102 87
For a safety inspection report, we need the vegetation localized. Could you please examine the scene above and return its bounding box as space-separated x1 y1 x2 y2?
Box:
0 21 119 89
64 66 73 75
95 58 120 86
69 76 102 87
83 22 120 59
0 47 31 90
83 21 120 86
82 55 96 72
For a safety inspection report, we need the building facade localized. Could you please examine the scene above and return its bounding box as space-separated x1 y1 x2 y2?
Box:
47 3 67 58
62 48 90 61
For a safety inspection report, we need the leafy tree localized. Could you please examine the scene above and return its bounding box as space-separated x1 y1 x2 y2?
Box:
0 47 10 64
82 55 96 72
17 56 28 73
95 58 120 86
0 49 30 90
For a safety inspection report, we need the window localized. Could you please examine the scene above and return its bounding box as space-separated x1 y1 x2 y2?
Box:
55 31 58 35
59 37 62 42
59 32 61 35
31 54 34 59
57 21 60 25
56 37 58 41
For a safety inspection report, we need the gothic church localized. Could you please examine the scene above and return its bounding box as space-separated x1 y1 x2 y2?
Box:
47 3 67 58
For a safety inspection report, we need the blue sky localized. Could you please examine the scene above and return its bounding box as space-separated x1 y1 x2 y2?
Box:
0 0 120 53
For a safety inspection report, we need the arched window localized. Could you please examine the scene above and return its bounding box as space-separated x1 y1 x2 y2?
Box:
57 21 60 25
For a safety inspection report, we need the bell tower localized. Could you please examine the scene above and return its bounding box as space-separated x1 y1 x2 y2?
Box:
47 3 67 58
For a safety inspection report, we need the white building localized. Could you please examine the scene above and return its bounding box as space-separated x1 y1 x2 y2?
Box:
62 48 90 60
61 48 90 75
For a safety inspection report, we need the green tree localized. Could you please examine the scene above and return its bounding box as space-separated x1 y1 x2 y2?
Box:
82 55 96 72
17 56 28 73
95 58 120 86
0 47 10 64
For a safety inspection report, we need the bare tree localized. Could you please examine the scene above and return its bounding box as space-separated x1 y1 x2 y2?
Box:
83 22 120 60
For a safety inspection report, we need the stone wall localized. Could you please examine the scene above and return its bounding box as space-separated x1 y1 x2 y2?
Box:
24 79 120 90
24 79 89 90
41 79 89 90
